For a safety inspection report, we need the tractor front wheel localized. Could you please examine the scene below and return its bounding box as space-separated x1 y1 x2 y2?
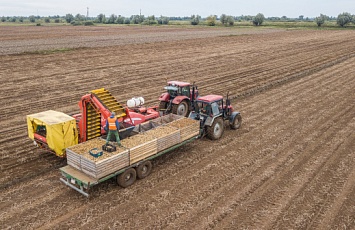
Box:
117 168 136 188
172 100 189 117
230 114 242 130
206 117 224 140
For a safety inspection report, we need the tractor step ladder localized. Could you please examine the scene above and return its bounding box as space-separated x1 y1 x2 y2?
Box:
91 88 126 118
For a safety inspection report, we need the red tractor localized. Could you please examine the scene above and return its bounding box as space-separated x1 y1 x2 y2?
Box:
158 81 199 117
189 93 242 140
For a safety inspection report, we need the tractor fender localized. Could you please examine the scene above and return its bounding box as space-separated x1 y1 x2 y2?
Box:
159 92 170 102
229 112 240 123
204 116 215 126
172 96 189 105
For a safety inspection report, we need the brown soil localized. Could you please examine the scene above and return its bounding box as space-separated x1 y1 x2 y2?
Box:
0 26 354 229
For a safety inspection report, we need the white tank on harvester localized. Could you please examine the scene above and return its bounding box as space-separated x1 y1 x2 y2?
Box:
126 97 145 108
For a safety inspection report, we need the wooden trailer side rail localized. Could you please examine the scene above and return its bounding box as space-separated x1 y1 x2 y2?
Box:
59 135 198 197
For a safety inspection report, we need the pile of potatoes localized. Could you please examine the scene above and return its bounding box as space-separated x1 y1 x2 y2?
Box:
69 138 126 162
167 117 198 128
121 133 155 148
145 125 178 138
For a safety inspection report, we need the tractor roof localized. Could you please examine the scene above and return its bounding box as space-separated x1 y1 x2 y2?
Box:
197 95 223 103
167 81 191 87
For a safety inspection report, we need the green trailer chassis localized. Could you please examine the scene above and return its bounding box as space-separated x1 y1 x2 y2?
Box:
60 136 198 197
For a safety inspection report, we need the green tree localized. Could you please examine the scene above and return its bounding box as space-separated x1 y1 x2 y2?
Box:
65 14 74 23
107 14 117 24
130 15 140 24
281 15 288 20
299 15 304 20
116 15 125 24
75 14 85 21
54 18 60 23
252 13 265 26
206 15 216 26
29 15 36 22
315 14 325 26
190 15 200 25
157 15 169 25
1 16 5 22
19 17 24 22
124 18 130 24
139 15 145 23
44 18 50 23
226 16 235 26
97 13 105 23
220 14 227 25
337 12 352 27
10 17 16 22
143 15 157 25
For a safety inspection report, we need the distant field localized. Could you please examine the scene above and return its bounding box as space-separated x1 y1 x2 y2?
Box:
0 25 283 55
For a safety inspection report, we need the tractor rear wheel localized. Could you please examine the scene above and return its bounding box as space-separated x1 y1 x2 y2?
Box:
172 100 189 117
117 168 136 188
206 117 224 140
136 161 152 179
230 114 242 130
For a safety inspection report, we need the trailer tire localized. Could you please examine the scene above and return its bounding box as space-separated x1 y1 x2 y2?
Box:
172 100 189 117
136 161 152 179
230 114 242 130
117 168 136 188
206 117 224 140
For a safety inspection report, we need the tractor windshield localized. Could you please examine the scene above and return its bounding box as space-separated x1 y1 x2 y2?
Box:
197 101 212 115
164 86 178 97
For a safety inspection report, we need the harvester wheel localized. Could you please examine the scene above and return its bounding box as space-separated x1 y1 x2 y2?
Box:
117 168 136 188
206 117 224 140
136 161 152 179
159 101 167 111
172 100 189 117
230 114 242 130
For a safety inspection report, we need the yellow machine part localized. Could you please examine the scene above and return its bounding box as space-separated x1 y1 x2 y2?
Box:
90 88 126 118
27 110 78 157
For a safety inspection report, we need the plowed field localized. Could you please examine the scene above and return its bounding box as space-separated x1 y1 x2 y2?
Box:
0 26 354 229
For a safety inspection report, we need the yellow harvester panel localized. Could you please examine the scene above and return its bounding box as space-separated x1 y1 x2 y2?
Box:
27 110 78 157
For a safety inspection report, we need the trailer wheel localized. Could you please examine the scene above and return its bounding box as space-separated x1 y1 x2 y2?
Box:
117 168 136 188
230 114 242 130
206 117 224 140
172 100 189 117
136 161 152 179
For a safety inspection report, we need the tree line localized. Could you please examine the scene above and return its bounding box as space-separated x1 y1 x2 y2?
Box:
1 12 355 27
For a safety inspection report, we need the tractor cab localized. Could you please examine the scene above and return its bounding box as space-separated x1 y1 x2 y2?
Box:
164 85 179 98
196 95 223 117
189 94 242 140
163 81 192 99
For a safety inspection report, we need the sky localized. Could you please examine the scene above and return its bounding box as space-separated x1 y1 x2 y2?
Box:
0 0 354 18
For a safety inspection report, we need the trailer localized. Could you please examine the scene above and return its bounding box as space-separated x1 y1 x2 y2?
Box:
59 136 197 197
59 114 201 197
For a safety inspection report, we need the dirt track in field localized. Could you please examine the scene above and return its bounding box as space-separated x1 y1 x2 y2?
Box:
0 26 354 229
